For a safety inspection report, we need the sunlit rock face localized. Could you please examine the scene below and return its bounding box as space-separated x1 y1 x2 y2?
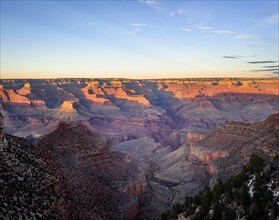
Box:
0 78 278 141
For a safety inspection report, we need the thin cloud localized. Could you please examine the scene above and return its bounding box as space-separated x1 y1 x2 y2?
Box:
246 44 271 48
252 68 279 72
170 9 184 17
223 56 241 59
236 35 257 39
129 23 153 32
169 8 199 19
260 37 278 44
259 14 279 27
248 61 278 64
263 65 279 68
138 0 161 10
273 72 279 75
214 30 234 34
130 23 154 27
195 25 212 31
181 28 192 32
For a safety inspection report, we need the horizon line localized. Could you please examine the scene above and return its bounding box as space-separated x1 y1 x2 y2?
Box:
1 76 278 81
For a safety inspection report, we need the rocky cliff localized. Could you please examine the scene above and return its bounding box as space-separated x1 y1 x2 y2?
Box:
154 112 279 209
38 122 147 220
192 112 279 186
0 112 70 219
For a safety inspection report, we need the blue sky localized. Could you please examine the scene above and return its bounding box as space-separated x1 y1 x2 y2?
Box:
1 0 278 79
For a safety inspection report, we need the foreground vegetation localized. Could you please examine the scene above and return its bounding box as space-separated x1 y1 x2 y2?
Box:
161 154 279 220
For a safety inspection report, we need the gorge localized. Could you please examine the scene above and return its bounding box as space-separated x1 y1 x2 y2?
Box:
0 78 278 219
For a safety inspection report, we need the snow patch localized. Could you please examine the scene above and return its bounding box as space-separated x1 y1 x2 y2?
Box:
273 191 279 197
247 175 255 198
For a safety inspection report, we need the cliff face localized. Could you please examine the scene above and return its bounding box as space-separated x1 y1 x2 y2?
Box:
155 113 279 208
38 122 146 220
0 114 70 220
193 112 279 186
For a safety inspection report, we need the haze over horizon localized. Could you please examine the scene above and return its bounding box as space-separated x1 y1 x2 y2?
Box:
1 0 278 79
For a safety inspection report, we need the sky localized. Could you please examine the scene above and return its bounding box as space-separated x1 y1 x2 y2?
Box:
0 0 278 79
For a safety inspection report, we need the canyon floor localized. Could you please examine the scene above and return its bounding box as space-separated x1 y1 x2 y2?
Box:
0 78 278 219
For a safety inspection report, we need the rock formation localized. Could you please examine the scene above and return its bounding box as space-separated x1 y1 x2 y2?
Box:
0 78 278 219
195 112 279 186
0 78 278 141
0 130 69 219
38 122 146 220
154 112 279 209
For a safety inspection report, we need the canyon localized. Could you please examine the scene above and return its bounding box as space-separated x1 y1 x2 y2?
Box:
0 78 279 219
1 78 278 141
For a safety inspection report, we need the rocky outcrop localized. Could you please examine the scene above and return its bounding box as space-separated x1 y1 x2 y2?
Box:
188 146 228 163
162 78 279 99
203 112 279 185
0 134 69 219
17 83 31 96
50 101 77 118
1 89 30 105
38 122 146 220
153 112 279 212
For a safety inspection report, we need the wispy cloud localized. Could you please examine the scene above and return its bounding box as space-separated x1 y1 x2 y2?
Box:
130 23 154 27
223 56 241 59
213 30 234 34
195 25 212 31
181 28 192 32
248 61 278 64
129 23 154 32
260 37 278 44
263 65 279 68
236 35 257 39
273 72 279 75
138 0 161 10
259 14 279 27
169 8 203 23
129 23 167 32
245 44 270 48
170 9 185 17
252 68 279 72
239 14 279 36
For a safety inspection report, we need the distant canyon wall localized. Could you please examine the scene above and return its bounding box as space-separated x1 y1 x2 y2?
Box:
0 78 278 141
